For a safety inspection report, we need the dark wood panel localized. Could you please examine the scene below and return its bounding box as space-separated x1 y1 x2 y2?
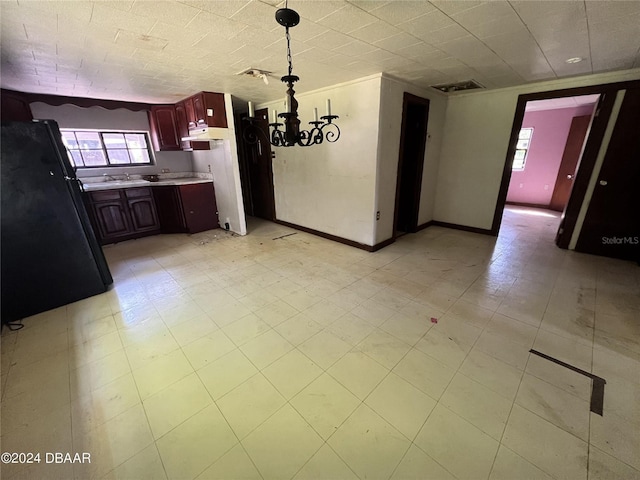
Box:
124 186 153 199
89 189 122 202
549 115 592 212
153 186 187 233
128 197 160 233
576 88 640 261
149 105 180 151
179 183 218 233
0 90 33 122
92 201 131 242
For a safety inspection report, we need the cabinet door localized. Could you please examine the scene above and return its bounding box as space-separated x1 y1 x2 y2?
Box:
153 186 187 233
174 102 191 150
202 92 228 128
0 90 33 122
184 97 197 129
128 197 160 233
149 105 180 151
192 94 206 126
92 201 131 243
179 183 219 233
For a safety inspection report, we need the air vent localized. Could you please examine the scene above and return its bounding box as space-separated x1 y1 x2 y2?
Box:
431 79 484 93
236 68 272 85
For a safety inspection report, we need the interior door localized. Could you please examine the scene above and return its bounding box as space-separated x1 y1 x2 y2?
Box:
548 115 593 212
394 94 430 235
575 88 640 261
244 108 276 220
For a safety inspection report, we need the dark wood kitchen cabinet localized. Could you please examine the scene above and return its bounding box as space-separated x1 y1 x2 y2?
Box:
189 92 227 128
153 182 218 234
1 89 33 123
85 188 160 244
148 105 181 151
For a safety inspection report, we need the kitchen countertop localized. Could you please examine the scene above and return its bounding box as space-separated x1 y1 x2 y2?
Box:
82 177 213 192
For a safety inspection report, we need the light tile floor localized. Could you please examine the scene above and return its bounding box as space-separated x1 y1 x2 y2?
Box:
1 207 639 480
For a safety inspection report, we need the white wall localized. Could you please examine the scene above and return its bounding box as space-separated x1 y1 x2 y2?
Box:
434 68 640 230
258 75 382 246
29 102 193 177
375 76 447 243
192 94 247 236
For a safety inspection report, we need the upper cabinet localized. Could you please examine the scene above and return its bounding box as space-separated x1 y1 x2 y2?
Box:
1 89 33 123
149 92 227 151
149 105 181 151
190 92 227 128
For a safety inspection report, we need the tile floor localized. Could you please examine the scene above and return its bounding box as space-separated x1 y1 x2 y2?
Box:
1 206 639 480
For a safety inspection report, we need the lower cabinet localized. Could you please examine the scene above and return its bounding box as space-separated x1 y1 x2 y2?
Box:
153 183 218 234
85 187 160 245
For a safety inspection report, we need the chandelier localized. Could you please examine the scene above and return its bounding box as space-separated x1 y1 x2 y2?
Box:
243 3 341 147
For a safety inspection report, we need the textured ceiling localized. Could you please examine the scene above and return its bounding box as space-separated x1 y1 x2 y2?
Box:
1 0 640 105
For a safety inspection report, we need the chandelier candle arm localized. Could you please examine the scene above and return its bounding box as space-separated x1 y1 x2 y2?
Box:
241 5 340 148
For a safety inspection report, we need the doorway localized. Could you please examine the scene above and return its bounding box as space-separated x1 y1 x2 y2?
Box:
236 108 276 221
504 94 598 216
492 80 640 261
393 93 430 237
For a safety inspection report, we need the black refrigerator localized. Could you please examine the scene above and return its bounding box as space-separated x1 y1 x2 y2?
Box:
1 120 113 324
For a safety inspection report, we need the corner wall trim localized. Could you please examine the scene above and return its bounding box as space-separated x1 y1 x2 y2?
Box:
273 219 388 252
430 220 495 236
416 220 434 231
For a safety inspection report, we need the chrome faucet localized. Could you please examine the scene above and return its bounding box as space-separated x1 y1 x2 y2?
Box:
125 173 131 181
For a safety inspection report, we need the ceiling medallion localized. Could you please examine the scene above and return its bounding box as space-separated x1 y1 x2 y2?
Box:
243 3 340 148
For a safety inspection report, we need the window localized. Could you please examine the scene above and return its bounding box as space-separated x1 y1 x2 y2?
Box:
61 130 154 168
512 127 533 170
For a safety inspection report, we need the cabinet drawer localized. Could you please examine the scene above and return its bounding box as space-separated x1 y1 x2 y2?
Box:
124 187 153 198
90 190 122 202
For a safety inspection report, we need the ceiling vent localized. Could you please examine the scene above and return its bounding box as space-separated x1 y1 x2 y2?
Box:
236 68 272 85
431 79 484 93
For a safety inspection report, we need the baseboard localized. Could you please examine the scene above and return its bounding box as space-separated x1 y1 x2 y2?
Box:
273 219 386 252
506 201 550 209
416 220 434 231
430 220 495 236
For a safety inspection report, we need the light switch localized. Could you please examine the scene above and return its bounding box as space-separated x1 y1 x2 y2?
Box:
206 108 213 117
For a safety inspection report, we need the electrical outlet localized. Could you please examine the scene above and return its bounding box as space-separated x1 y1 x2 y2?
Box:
208 164 211 173
544 184 549 190
519 183 524 188
376 211 380 220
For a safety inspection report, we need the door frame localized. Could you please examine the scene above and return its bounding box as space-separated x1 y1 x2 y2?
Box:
392 92 430 239
491 79 640 247
235 108 276 221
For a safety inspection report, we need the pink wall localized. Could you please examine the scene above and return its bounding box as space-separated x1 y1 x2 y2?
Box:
507 104 595 206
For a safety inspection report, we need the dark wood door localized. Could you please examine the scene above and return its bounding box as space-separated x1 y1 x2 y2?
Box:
244 108 275 220
575 88 640 261
184 96 196 128
175 101 191 150
394 94 430 235
549 115 592 211
153 186 187 233
128 197 160 232
149 105 180 151
179 183 218 233
1 90 33 122
192 93 205 126
93 201 131 241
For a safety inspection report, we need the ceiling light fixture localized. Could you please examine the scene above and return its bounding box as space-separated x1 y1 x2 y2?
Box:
565 57 584 64
243 1 340 147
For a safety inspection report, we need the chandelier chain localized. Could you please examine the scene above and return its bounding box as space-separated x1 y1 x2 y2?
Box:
285 28 293 77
